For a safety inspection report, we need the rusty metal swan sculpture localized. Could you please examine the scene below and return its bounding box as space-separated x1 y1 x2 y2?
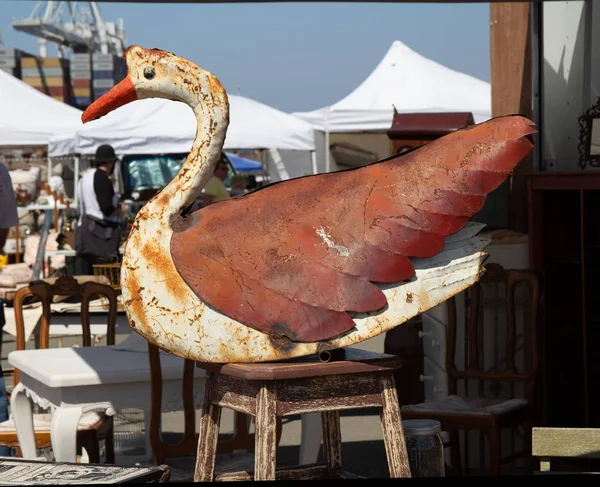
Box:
82 45 535 364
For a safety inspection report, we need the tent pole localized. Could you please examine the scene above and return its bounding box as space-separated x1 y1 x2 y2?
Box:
47 156 52 182
325 130 330 173
73 155 80 207
310 150 318 175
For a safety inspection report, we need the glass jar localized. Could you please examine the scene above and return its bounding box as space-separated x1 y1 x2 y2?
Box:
402 419 445 477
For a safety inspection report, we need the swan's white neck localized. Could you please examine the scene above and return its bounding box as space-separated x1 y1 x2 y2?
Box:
141 69 229 218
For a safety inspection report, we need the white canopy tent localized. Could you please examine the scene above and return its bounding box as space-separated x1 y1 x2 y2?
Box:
294 40 492 132
48 94 319 189
293 40 491 171
0 69 82 147
49 94 316 155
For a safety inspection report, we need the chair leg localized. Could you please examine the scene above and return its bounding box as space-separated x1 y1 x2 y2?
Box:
321 411 342 476
254 383 277 481
104 426 115 464
487 427 502 476
379 372 411 478
449 431 463 476
84 434 100 464
194 374 222 482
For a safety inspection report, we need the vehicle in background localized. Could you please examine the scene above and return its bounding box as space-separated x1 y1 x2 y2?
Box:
119 152 238 216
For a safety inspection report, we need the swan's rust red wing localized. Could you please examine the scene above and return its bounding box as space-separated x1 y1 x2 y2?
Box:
170 115 535 343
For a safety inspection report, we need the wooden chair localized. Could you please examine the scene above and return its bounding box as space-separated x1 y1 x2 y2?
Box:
1 275 117 463
531 427 600 474
147 342 283 481
401 264 540 476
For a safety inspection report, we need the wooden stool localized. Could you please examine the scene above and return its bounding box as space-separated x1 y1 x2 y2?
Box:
193 348 412 481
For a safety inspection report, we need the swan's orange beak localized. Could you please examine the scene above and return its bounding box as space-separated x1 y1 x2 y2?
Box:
82 77 137 124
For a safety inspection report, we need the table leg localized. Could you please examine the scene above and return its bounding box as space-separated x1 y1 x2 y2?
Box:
50 406 83 462
10 384 37 459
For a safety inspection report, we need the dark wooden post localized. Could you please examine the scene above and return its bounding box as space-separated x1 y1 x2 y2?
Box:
490 2 533 233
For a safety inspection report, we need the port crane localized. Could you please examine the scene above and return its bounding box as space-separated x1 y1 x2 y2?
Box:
12 1 126 57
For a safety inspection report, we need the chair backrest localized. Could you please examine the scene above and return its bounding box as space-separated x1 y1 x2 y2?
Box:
147 342 197 465
12 275 118 384
445 263 540 402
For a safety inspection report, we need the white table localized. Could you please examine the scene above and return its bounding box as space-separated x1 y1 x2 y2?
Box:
8 333 205 463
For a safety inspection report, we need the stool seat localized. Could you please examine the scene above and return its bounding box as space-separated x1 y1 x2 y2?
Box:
194 348 412 481
197 348 402 380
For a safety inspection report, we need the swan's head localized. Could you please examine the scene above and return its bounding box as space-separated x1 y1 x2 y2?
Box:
82 45 228 124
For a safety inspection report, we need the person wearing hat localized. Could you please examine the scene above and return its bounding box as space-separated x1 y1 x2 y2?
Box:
75 144 125 274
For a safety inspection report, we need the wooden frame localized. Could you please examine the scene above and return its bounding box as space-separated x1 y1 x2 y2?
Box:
577 96 600 169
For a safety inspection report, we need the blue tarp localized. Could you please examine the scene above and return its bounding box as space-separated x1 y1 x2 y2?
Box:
225 152 262 173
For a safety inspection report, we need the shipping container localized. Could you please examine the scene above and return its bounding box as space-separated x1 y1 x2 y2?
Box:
71 78 91 89
92 78 115 88
73 87 92 97
22 76 65 87
74 96 92 106
21 67 64 78
91 70 116 80
70 70 92 80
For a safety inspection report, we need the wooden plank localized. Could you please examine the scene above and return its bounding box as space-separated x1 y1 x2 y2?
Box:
216 464 333 481
490 2 532 233
527 171 600 191
194 374 222 482
275 373 383 415
212 375 258 416
322 411 343 472
196 348 401 381
532 427 600 459
254 383 277 481
379 372 412 478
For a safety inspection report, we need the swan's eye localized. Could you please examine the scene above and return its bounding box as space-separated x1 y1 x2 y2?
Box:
143 66 155 80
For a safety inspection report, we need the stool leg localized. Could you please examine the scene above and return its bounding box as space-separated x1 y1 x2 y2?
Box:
255 383 277 481
321 411 342 476
194 373 222 482
379 372 411 478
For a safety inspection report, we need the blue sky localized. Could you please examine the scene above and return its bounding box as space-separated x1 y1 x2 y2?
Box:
1 1 491 112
